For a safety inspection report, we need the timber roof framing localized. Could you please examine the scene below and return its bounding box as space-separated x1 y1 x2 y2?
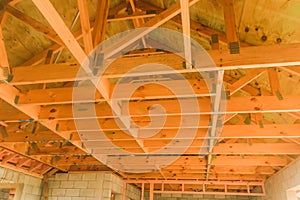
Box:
0 0 299 192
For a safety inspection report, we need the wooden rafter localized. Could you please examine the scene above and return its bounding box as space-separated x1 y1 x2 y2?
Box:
228 69 266 95
222 0 240 53
0 20 9 80
180 0 192 69
93 0 110 47
5 5 63 45
268 67 281 96
77 0 93 54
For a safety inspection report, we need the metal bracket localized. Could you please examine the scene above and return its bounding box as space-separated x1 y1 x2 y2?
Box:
229 42 240 54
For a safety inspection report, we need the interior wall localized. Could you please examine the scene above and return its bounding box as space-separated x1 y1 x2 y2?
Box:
0 166 42 200
48 172 141 200
263 159 300 200
144 192 263 200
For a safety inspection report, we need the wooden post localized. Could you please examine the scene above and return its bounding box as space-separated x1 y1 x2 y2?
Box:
149 183 154 200
122 182 127 200
43 175 49 200
141 182 145 200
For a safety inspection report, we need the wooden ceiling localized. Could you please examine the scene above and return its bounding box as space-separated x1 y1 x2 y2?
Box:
0 0 300 194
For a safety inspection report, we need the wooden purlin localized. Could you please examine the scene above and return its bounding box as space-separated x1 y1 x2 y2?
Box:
9 43 300 85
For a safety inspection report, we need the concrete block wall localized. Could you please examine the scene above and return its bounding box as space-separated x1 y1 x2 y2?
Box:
0 166 42 200
48 172 140 200
263 159 300 200
0 188 10 199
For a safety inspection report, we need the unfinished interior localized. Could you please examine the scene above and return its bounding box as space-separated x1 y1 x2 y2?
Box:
0 0 299 199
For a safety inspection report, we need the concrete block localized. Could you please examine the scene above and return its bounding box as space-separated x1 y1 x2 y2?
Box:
17 174 25 183
71 197 86 200
69 174 83 181
96 173 104 181
82 173 97 180
52 189 66 196
215 194 226 199
104 174 113 181
49 181 61 189
60 181 75 189
87 181 99 189
11 172 19 182
4 171 13 180
23 185 33 194
182 193 193 198
65 189 80 197
57 197 72 200
103 181 112 189
55 173 69 181
49 197 58 200
102 189 111 198
161 193 172 197
74 181 88 189
31 186 42 195
24 194 39 200
79 189 96 197
171 193 182 197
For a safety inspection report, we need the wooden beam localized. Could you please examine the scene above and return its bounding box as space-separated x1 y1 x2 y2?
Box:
123 95 300 117
222 0 239 53
211 156 288 167
0 22 9 80
93 0 110 46
2 124 300 146
212 143 300 155
77 0 93 54
43 175 49 200
10 44 300 84
16 79 210 105
180 0 192 69
16 158 31 168
107 13 155 22
5 5 63 45
29 162 43 172
124 173 267 181
32 95 300 123
1 153 17 164
267 67 281 96
228 69 266 95
32 155 102 166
